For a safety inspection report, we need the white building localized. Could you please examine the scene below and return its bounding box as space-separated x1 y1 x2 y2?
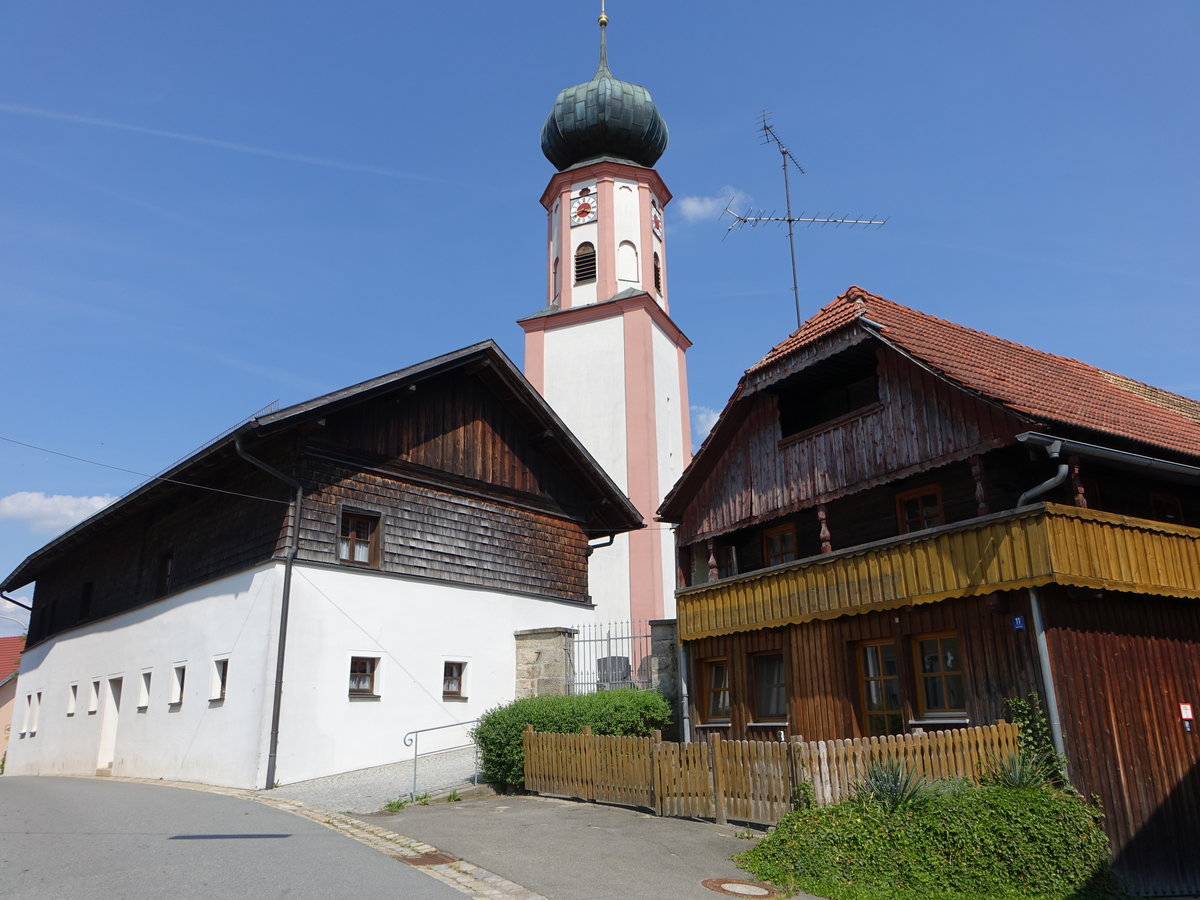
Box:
3 342 640 788
521 10 691 626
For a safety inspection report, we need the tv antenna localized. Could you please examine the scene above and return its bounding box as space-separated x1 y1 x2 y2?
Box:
724 111 888 328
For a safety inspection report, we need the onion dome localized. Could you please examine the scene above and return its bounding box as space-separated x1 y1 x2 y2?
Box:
540 11 668 171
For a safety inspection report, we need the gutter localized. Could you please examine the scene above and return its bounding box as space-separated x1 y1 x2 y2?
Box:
1017 431 1200 481
234 436 302 790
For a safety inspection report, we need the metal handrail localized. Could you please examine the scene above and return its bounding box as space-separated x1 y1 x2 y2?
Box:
402 718 480 800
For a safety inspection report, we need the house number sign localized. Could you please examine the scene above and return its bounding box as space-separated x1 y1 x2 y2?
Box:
1182 702 1194 733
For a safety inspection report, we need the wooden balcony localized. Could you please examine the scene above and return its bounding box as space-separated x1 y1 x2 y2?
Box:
677 502 1200 640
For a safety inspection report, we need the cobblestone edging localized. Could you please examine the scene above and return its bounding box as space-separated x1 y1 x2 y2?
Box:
85 776 547 900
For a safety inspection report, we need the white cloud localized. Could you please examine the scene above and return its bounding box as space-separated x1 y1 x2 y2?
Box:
676 186 750 224
0 599 29 636
0 492 116 535
690 405 721 452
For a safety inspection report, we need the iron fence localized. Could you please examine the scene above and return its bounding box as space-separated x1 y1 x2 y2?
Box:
568 619 653 694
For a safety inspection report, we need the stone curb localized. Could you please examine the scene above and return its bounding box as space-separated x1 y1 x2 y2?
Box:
68 776 548 900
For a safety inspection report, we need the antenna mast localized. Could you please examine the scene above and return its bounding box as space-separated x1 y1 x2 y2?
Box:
725 112 888 328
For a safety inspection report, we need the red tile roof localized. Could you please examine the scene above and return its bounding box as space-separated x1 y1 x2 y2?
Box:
0 635 23 683
752 286 1200 459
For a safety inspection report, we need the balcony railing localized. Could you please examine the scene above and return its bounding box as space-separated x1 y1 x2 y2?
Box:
677 502 1200 640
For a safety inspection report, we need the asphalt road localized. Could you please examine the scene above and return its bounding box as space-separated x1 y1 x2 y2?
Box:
0 776 462 900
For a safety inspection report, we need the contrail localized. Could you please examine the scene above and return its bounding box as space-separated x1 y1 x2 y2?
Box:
0 102 447 183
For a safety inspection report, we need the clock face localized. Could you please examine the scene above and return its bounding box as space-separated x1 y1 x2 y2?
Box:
570 195 597 226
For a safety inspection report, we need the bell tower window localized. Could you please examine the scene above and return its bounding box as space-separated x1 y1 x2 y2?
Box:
574 242 597 285
653 252 662 294
618 241 638 283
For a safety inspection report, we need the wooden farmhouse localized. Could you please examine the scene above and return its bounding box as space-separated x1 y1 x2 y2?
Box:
3 341 640 790
659 286 1200 895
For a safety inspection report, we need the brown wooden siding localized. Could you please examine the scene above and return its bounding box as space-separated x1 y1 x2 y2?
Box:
301 458 590 602
315 370 591 515
26 444 292 645
688 594 1040 743
1044 587 1200 896
678 349 1021 543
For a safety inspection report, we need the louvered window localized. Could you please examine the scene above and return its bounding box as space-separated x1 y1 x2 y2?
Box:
574 242 596 285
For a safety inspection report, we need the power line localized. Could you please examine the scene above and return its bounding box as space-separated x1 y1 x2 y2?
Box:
0 435 290 505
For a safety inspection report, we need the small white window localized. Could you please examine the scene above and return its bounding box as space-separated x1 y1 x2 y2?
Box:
30 691 41 735
20 693 32 735
210 657 229 702
138 671 152 710
349 656 380 698
442 661 468 700
88 680 100 715
170 665 186 706
67 683 78 717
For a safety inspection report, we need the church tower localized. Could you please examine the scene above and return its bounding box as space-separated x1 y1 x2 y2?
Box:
520 9 691 626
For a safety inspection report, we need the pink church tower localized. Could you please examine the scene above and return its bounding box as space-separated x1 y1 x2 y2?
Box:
520 9 691 626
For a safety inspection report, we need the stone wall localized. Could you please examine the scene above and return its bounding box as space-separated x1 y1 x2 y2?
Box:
513 627 577 699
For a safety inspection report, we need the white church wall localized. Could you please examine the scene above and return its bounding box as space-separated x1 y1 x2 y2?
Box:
5 564 279 789
274 564 597 784
585 532 634 624
542 316 629 492
652 321 687 616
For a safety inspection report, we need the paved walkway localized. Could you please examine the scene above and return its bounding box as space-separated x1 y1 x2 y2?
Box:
269 745 479 813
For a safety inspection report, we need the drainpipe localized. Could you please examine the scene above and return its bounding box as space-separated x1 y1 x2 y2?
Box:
1028 587 1067 761
234 436 302 790
1017 439 1067 506
676 639 692 743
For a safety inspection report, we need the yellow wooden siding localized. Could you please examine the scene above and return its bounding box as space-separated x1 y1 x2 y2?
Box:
678 503 1200 640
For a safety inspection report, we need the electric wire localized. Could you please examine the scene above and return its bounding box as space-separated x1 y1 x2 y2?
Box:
0 434 290 505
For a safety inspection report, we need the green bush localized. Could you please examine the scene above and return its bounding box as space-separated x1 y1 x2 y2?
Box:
737 784 1125 900
1006 693 1069 788
471 689 671 789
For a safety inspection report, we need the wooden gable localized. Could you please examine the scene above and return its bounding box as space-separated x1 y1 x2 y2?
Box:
309 364 591 515
672 338 1025 543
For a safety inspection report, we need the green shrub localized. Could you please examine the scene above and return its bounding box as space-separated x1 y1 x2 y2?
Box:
855 758 929 812
1005 693 1069 787
737 784 1125 900
471 689 671 789
983 747 1051 789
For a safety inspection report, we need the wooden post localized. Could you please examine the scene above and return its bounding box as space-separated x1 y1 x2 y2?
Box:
582 725 595 802
650 729 662 812
709 731 728 826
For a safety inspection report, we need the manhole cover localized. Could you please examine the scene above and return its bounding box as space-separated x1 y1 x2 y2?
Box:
700 878 779 897
398 851 458 866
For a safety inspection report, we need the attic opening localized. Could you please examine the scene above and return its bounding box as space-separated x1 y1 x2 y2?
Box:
774 344 880 439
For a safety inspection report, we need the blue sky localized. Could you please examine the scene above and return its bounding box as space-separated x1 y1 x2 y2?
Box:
2 1 1197 634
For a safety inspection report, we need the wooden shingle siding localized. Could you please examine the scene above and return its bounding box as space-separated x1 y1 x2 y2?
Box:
678 349 1020 543
301 460 590 602
689 593 1041 743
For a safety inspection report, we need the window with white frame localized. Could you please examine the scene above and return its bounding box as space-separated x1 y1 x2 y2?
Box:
210 657 229 702
88 680 100 714
138 671 152 710
170 665 186 705
67 683 78 717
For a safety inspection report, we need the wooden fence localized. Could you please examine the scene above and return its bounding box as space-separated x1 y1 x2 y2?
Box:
523 722 1019 825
